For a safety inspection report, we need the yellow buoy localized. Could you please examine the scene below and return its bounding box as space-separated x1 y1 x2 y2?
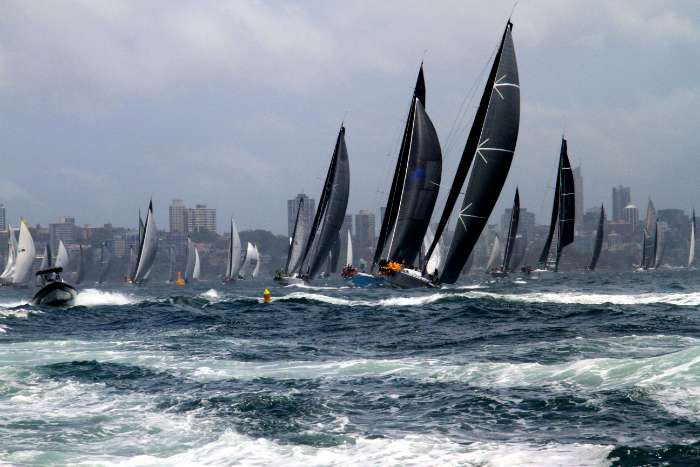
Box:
263 288 271 303
175 271 185 286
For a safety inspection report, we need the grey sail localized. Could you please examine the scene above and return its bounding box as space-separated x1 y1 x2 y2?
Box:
588 205 605 271
642 200 657 269
386 99 442 267
434 22 520 284
286 198 306 275
298 125 351 279
132 200 158 284
225 220 242 281
689 210 695 268
501 188 520 271
510 232 528 271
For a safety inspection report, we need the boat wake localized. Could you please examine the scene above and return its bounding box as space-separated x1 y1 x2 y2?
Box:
74 289 138 307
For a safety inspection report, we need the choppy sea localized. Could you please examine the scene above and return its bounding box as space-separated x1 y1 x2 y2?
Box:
1 271 699 466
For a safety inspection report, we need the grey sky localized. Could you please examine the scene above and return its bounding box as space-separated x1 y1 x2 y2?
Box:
0 0 698 233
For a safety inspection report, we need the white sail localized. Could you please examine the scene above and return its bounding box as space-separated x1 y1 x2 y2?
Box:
184 237 196 282
55 240 70 270
690 214 696 268
422 226 442 275
1 225 17 280
12 221 36 285
251 245 260 278
485 235 502 272
133 201 158 284
346 230 353 265
239 242 256 278
226 220 242 280
193 247 201 280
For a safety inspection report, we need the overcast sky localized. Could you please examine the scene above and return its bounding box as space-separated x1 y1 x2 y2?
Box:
0 0 698 234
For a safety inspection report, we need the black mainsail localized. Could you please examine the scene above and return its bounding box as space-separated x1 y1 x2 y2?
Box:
501 188 520 271
372 65 442 271
538 138 575 271
588 205 605 271
297 125 350 280
425 22 520 283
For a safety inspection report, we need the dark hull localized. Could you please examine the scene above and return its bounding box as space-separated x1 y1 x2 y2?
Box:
31 282 78 307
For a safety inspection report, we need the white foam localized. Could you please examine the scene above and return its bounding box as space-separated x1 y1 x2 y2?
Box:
469 290 700 306
0 308 33 319
74 289 137 307
286 283 350 290
79 432 613 467
200 289 220 299
275 291 462 307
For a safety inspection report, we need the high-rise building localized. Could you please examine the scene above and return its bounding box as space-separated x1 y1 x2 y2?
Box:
49 217 77 250
169 199 187 233
354 210 376 261
287 194 315 236
612 186 631 221
623 204 639 232
500 207 535 239
0 204 6 232
187 204 217 233
573 166 583 226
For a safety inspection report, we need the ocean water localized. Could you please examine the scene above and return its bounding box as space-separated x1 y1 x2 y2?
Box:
1 271 699 466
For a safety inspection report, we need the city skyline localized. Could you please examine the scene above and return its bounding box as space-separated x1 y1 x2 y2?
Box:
0 1 698 232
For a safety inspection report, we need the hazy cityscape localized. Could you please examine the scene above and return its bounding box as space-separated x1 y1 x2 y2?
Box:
1 165 694 281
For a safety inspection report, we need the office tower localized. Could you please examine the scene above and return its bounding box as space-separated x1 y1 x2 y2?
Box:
187 204 217 233
612 186 631 221
287 194 315 236
0 204 6 231
354 210 376 261
169 199 187 233
49 217 77 250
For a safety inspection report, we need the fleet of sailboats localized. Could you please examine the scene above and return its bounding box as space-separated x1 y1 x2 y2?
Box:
4 15 699 295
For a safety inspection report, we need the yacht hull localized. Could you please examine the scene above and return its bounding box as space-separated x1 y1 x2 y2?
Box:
31 282 77 307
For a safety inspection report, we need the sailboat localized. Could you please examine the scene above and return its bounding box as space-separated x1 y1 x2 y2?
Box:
689 210 696 268
31 237 78 307
9 220 37 286
275 198 307 285
292 124 351 283
184 237 199 284
130 200 158 285
654 221 665 269
98 242 113 284
340 230 358 279
423 20 520 285
490 189 520 277
1 225 17 283
223 219 243 282
421 226 442 276
638 200 657 271
371 63 442 288
55 240 70 270
238 242 258 280
536 138 576 273
484 234 502 274
588 205 605 271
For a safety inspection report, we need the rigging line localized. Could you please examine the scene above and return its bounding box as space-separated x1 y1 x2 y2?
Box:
442 42 499 161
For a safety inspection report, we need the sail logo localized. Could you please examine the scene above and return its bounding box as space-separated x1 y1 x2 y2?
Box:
407 167 426 182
